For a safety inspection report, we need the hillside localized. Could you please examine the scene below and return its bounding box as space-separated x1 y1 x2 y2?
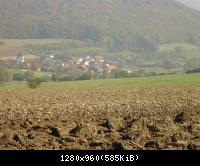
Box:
0 0 200 50
177 0 200 10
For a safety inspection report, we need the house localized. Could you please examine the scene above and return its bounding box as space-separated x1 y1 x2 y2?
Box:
26 63 32 70
103 64 118 73
85 56 92 62
121 69 132 74
67 60 79 71
76 58 83 65
95 56 105 63
128 70 132 74
78 64 88 72
96 66 104 73
84 61 90 66
45 52 55 59
40 64 49 71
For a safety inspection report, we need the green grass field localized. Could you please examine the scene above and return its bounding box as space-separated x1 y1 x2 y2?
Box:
1 73 200 90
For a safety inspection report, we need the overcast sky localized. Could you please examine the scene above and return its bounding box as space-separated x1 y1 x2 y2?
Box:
177 0 200 10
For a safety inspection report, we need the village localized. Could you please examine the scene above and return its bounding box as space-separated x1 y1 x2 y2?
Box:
13 51 133 79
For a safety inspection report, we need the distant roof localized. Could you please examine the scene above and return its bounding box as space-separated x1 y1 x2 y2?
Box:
104 64 117 72
95 55 104 60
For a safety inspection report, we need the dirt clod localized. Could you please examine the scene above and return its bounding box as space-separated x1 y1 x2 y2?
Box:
104 117 125 131
174 112 189 124
145 140 159 149
28 133 35 139
187 143 197 150
13 134 22 142
51 127 61 137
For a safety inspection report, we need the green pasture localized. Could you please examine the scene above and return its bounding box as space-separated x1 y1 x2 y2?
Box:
1 73 200 90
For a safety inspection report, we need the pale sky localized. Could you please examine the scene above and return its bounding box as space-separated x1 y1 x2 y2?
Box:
177 0 200 10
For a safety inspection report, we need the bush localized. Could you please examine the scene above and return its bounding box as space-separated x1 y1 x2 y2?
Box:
113 70 130 78
51 73 77 82
40 75 51 82
51 74 63 82
77 72 92 80
146 71 157 77
13 73 25 81
63 75 76 81
102 72 113 78
136 69 146 77
186 68 200 74
25 71 34 81
0 68 12 82
0 60 12 83
27 77 41 89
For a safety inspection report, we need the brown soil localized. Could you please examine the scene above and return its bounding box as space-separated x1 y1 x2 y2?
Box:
0 87 199 150
0 49 38 60
0 49 18 57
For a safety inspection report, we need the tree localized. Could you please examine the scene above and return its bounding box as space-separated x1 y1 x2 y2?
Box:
113 70 130 78
136 69 146 77
25 71 34 80
40 75 51 82
51 74 62 82
111 34 125 51
81 26 101 42
102 37 115 51
162 60 175 72
0 61 12 83
133 37 158 53
0 68 12 83
27 77 41 89
187 34 200 46
13 73 25 81
77 72 92 80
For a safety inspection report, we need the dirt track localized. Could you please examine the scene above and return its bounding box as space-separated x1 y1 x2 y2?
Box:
0 87 199 150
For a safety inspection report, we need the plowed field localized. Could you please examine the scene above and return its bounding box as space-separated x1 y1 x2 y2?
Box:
0 87 199 150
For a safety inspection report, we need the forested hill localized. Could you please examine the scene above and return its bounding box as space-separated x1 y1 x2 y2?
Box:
0 0 200 47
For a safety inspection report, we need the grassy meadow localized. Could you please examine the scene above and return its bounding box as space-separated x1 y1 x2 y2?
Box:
1 73 199 90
